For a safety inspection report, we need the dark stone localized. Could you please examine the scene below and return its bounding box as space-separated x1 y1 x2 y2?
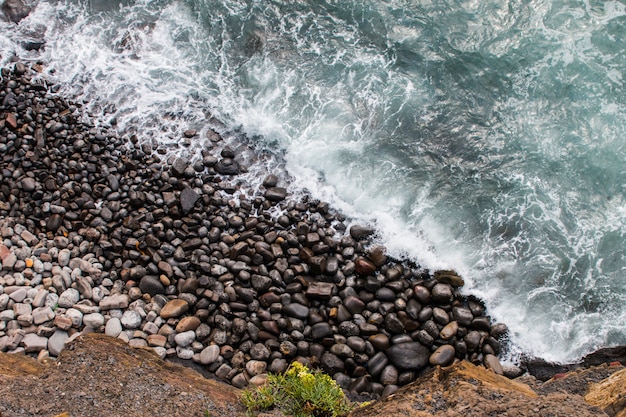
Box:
343 295 365 315
349 225 375 240
171 157 189 177
490 323 508 339
431 283 453 304
414 330 434 347
470 316 491 332
386 342 430 371
375 287 396 303
384 313 405 334
413 286 430 304
406 299 421 320
306 282 335 300
265 187 287 202
180 186 199 214
464 331 482 352
432 307 450 325
355 257 376 276
282 303 309 320
429 345 456 366
263 174 278 187
320 352 344 375
250 274 272 292
139 275 165 296
368 246 387 267
346 336 366 353
215 158 239 175
310 322 333 340
367 351 388 377
307 256 326 275
368 333 390 351
46 214 63 232
434 270 465 287
452 306 474 326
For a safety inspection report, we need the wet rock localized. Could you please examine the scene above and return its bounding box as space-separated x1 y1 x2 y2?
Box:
215 158 239 175
2 0 31 23
265 187 287 202
350 225 375 240
434 270 465 287
431 283 453 304
355 257 376 276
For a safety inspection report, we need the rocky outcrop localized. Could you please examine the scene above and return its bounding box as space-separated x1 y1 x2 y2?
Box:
585 368 626 417
351 360 624 417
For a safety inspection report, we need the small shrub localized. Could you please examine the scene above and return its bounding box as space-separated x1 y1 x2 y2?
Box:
241 362 354 417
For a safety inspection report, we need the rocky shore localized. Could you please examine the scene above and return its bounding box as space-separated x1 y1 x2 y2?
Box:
0 62 512 398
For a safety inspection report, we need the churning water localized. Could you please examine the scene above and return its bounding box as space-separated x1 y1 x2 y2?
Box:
2 0 625 363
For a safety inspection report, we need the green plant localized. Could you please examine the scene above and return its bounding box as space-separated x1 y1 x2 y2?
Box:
241 361 355 417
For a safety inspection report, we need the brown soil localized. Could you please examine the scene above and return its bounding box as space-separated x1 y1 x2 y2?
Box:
0 333 245 417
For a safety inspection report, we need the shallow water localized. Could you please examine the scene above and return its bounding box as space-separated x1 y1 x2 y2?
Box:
1 0 625 363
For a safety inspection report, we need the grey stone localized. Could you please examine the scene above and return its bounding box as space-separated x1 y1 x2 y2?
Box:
48 330 69 356
65 308 83 328
22 333 48 353
57 249 71 267
8 287 27 302
105 317 123 337
120 310 142 329
174 330 196 347
200 344 220 365
176 346 194 360
99 293 130 310
83 313 105 329
32 306 55 325
58 288 80 308
245 360 267 376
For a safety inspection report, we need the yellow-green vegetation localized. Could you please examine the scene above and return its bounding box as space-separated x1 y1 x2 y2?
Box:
241 361 355 417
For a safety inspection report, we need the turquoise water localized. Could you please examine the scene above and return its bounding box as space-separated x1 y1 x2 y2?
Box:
1 0 625 363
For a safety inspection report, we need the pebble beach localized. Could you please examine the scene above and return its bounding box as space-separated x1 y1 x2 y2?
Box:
0 62 510 398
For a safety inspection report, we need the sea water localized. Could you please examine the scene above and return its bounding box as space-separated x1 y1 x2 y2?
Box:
1 0 625 364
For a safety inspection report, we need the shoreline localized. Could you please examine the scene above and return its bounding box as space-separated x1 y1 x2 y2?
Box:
0 61 621 398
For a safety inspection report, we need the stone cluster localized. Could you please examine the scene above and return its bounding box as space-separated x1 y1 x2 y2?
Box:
0 63 508 397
